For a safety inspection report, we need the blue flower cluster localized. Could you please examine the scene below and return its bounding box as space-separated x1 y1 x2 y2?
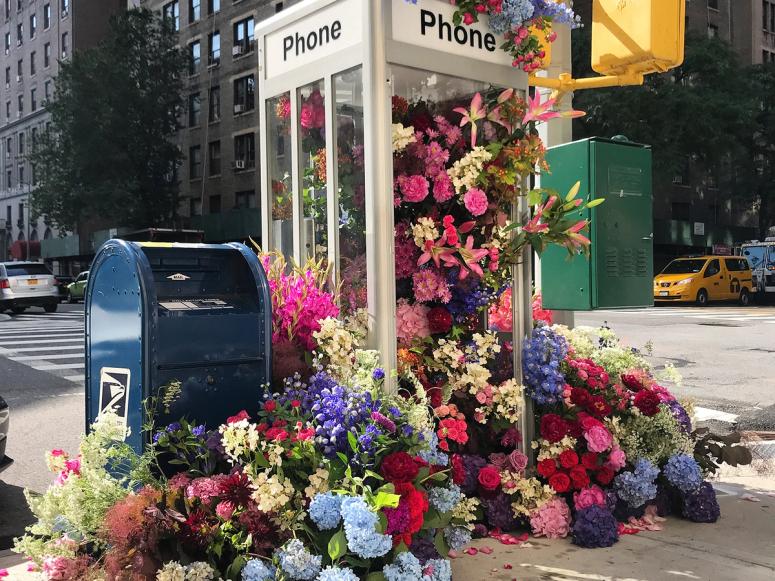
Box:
680 481 720 523
489 0 535 34
532 0 583 28
443 525 472 552
664 454 703 493
309 492 342 531
242 559 276 581
340 496 392 559
383 552 452 581
446 271 497 322
417 431 449 467
522 324 568 405
317 566 359 581
614 458 660 508
428 484 462 513
571 505 619 548
276 539 322 581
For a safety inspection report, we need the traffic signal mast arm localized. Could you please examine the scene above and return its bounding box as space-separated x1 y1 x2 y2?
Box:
528 69 645 94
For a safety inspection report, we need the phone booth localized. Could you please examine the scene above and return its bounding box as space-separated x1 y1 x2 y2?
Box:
256 0 533 423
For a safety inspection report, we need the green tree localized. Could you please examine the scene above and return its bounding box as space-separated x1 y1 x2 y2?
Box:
29 8 187 233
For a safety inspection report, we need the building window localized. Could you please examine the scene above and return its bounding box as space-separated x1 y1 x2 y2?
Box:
61 0 69 16
61 32 68 57
208 140 221 175
6 170 11 189
5 137 10 158
188 92 201 126
16 23 22 46
771 2 775 33
189 0 200 23
189 197 202 216
208 85 220 122
208 31 220 65
3 67 8 88
671 202 691 221
707 0 718 9
3 0 8 18
18 165 24 186
233 17 255 56
18 132 24 154
209 194 221 214
233 74 255 113
707 24 718 38
44 79 51 100
235 189 255 209
44 43 50 67
16 0 20 12
30 88 36 111
189 145 202 179
233 133 255 170
30 51 35 75
29 14 36 38
17 94 23 116
44 4 51 29
188 40 200 75
4 101 9 121
16 58 21 79
162 0 180 32
208 0 220 14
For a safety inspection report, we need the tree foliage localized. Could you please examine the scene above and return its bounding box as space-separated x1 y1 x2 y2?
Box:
29 8 186 233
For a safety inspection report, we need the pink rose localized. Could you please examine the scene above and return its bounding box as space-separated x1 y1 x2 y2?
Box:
584 425 613 453
463 187 488 216
300 103 315 129
573 485 607 510
605 446 627 471
488 453 508 469
508 450 528 473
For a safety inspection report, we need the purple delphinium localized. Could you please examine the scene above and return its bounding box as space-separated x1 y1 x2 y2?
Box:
571 505 619 548
522 324 568 405
681 482 720 523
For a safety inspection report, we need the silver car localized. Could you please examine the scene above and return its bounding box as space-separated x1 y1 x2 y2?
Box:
0 261 60 313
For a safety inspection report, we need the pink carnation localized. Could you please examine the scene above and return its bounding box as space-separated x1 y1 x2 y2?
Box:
573 485 607 510
529 497 571 539
463 188 489 216
396 299 430 342
584 425 613 453
432 172 455 203
399 175 430 203
605 446 627 471
412 269 451 303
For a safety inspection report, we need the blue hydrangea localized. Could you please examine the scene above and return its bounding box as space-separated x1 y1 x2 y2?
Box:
340 496 392 559
417 431 449 467
443 526 472 551
384 552 424 581
532 0 583 28
522 324 568 405
317 566 360 581
614 458 660 508
340 497 377 530
489 0 535 34
664 454 703 493
422 559 452 581
309 492 342 531
242 559 276 581
276 539 321 581
428 484 462 514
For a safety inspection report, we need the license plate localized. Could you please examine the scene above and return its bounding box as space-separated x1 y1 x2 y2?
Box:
27 279 38 285
659 291 668 296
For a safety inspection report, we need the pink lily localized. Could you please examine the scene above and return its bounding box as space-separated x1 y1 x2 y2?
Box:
565 219 591 246
488 88 516 133
523 195 557 234
454 92 487 147
523 92 585 125
456 235 489 279
418 232 455 268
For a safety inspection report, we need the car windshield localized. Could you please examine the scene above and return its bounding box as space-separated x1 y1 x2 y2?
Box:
660 259 707 275
743 246 766 268
5 263 52 276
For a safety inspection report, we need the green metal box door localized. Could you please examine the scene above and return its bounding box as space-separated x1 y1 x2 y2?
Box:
540 138 653 310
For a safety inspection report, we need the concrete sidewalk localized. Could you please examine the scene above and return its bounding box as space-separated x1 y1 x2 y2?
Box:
1 482 774 580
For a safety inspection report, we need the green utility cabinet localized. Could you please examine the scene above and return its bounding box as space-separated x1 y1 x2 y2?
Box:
540 138 653 310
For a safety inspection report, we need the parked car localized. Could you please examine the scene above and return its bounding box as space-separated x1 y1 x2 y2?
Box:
54 275 75 302
654 255 753 306
67 271 89 303
0 394 10 473
0 261 59 313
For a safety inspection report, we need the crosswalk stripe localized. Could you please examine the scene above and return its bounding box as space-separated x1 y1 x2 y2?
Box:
4 345 83 352
33 362 85 371
64 375 85 383
10 353 84 361
0 338 83 345
0 333 83 340
0 325 83 332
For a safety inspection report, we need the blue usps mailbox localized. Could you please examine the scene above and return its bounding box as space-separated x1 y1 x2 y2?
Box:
85 240 272 453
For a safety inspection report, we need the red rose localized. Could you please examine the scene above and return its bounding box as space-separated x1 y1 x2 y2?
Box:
596 466 615 486
570 387 591 407
548 472 571 493
569 465 590 490
537 458 557 478
621 373 643 391
581 452 600 470
578 413 603 432
540 414 569 443
477 465 502 491
263 400 277 412
588 395 612 417
380 451 420 483
633 390 661 416
559 450 579 469
427 306 453 334
227 410 250 424
451 454 466 485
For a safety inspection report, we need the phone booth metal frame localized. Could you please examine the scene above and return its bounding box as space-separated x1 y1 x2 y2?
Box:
256 0 533 437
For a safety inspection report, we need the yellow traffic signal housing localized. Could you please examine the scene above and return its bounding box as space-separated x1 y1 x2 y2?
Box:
591 0 685 76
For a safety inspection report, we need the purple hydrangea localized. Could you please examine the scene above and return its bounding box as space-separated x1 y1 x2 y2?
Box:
681 482 720 523
483 492 520 531
460 455 487 495
571 505 619 548
409 534 440 564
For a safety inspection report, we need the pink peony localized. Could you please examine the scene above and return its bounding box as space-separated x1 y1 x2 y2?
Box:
463 188 489 216
573 485 607 510
399 175 430 203
432 172 455 202
605 446 627 471
396 299 430 342
529 497 571 539
508 450 528 473
584 425 613 453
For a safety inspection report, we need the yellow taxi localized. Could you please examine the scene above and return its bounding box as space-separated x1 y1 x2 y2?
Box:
654 256 753 306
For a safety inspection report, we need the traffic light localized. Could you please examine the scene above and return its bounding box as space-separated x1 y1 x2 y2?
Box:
591 0 685 76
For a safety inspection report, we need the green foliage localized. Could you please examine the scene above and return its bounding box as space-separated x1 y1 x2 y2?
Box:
29 8 186 233
692 428 754 475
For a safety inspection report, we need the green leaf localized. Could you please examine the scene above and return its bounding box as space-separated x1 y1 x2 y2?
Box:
348 431 358 454
434 529 450 557
527 189 543 206
366 573 387 581
328 529 347 561
373 491 401 510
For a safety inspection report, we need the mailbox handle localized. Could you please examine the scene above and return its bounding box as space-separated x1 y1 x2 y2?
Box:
157 356 264 371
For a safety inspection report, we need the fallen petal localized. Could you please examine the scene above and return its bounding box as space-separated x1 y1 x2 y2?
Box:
464 548 479 556
741 494 761 502
503 564 513 570
480 546 494 555
448 550 459 559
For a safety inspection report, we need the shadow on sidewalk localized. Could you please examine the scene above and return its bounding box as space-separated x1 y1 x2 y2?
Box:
0 480 33 551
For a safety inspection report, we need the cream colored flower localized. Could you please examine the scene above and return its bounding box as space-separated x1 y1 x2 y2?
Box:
392 123 417 152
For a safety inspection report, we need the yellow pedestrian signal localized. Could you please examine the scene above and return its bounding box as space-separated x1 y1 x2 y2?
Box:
591 0 685 76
